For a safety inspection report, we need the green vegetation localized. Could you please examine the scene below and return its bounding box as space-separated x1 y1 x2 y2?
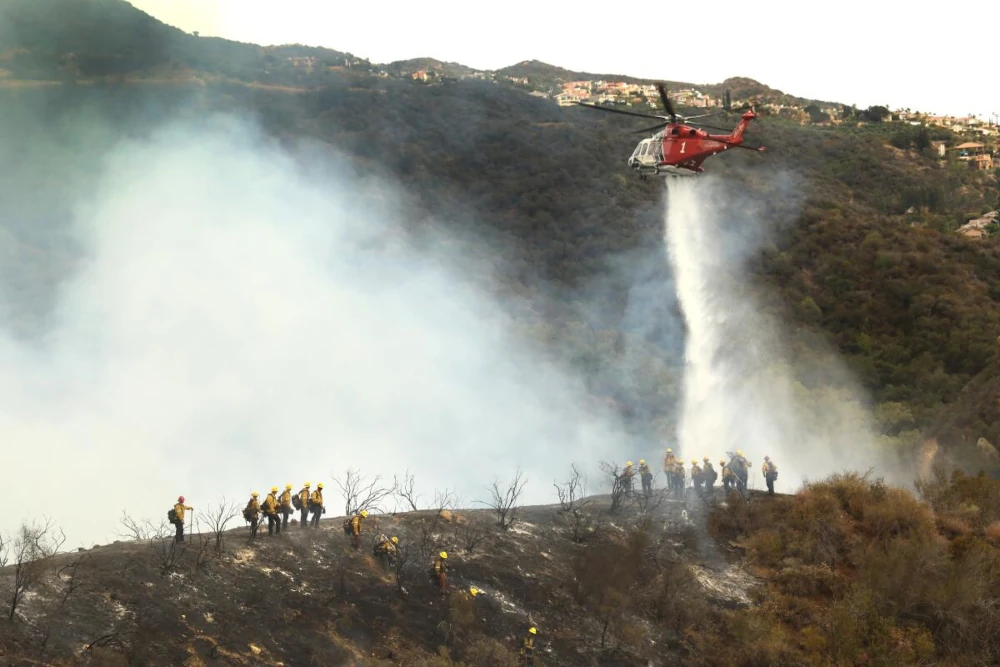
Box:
701 472 1000 666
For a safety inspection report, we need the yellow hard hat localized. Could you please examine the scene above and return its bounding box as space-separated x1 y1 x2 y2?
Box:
317 483 324 489
285 484 292 490
720 460 725 465
736 449 743 456
305 482 311 487
469 587 479 597
391 536 399 544
639 459 645 465
252 491 258 497
271 486 278 493
703 456 709 461
529 627 537 635
360 510 368 518
666 448 673 453
440 551 448 559
626 461 633 467
691 459 697 464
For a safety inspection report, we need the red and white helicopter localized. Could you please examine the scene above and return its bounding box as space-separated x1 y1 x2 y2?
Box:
574 83 765 178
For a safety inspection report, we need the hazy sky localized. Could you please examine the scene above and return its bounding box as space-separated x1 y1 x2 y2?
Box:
130 0 998 119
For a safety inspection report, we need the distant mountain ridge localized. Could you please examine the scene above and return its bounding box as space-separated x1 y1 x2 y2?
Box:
0 0 842 109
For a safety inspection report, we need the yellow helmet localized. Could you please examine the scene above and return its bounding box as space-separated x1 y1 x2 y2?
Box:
304 482 311 487
703 456 709 461
391 536 399 544
360 510 369 518
439 551 448 559
469 587 479 597
626 461 633 467
639 459 645 465
271 486 278 493
317 483 324 489
736 449 744 456
252 491 258 497
691 459 697 465
666 448 673 453
529 627 537 635
720 459 726 465
285 484 293 490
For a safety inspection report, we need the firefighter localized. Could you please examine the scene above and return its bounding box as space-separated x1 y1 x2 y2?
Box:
690 459 703 495
350 509 368 550
309 483 325 527
521 626 537 666
263 486 281 535
663 447 677 490
297 482 311 527
278 484 293 530
621 461 635 493
171 496 193 543
731 450 751 492
721 459 734 492
673 460 686 499
244 491 261 538
433 551 448 592
762 456 779 495
373 534 399 567
638 459 653 497
702 457 717 493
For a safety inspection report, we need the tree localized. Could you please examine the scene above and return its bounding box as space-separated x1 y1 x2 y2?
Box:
479 468 527 531
805 104 828 123
863 105 891 122
333 468 394 516
7 518 66 622
393 470 421 512
198 497 241 553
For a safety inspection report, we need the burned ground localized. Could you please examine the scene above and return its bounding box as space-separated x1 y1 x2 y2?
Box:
0 490 757 666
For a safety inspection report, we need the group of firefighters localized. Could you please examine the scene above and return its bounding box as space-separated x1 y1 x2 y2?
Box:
619 449 779 500
164 452 778 663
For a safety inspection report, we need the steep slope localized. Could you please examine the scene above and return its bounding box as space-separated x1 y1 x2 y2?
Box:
0 497 747 666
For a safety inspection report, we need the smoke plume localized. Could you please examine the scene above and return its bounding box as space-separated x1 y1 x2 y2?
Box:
1 113 631 547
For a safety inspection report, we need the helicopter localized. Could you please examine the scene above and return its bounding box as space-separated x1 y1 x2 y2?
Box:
573 83 765 178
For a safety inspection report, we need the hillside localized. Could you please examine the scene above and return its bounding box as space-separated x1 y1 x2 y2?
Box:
0 0 998 461
2 472 998 665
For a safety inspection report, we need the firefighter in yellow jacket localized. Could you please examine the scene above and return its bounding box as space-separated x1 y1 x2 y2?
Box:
278 484 293 530
690 459 703 495
433 551 448 592
638 459 653 497
721 459 734 492
373 534 399 567
244 491 261 538
762 456 778 495
349 510 368 550
297 482 311 528
263 487 281 535
521 626 537 666
663 448 677 490
702 457 717 493
309 483 325 527
171 496 193 543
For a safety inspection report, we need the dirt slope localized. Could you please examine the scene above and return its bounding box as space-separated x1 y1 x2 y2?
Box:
0 493 759 666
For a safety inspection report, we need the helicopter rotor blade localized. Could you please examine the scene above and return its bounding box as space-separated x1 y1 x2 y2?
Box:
657 83 677 121
571 101 668 121
633 121 670 134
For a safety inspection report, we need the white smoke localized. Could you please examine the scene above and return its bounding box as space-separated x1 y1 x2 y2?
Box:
0 114 631 548
665 175 895 490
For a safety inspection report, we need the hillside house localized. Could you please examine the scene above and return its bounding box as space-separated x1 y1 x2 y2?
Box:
958 226 988 239
930 141 948 157
953 142 993 170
